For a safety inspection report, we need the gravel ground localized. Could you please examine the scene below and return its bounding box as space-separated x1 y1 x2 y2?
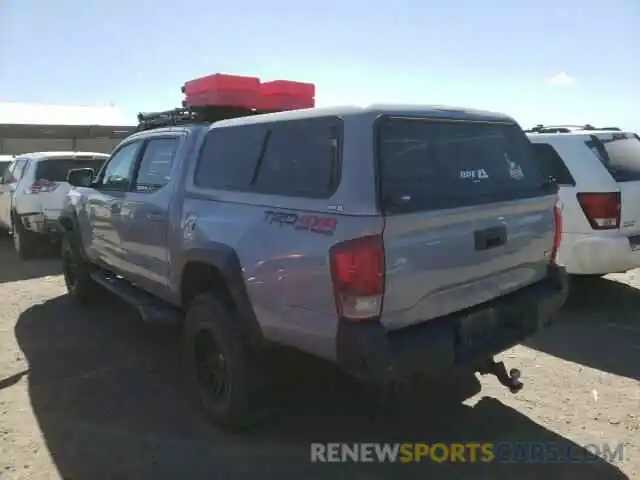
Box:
0 238 638 479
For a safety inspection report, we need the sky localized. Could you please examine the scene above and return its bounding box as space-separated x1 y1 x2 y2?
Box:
0 0 639 130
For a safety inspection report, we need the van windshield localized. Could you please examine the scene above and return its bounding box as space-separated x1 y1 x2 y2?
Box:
376 118 545 214
35 158 107 182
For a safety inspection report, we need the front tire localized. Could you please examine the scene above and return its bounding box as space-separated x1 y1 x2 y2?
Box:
61 236 99 303
183 293 257 432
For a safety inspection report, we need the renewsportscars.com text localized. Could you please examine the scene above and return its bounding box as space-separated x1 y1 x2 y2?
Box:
310 442 624 464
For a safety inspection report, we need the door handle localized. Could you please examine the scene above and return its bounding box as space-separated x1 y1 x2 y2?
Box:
474 226 507 251
146 212 164 222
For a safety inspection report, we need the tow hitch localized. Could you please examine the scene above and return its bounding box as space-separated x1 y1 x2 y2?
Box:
477 358 523 393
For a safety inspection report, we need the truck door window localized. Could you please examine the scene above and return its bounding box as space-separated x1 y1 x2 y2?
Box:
99 142 142 190
134 137 180 192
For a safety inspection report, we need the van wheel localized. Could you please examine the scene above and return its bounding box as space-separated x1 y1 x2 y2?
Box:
11 217 39 260
61 236 99 302
183 293 257 432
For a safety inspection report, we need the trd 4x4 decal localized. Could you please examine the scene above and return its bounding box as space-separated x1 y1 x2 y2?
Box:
264 210 337 236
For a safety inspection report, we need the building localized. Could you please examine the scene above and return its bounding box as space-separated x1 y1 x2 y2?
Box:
0 102 135 155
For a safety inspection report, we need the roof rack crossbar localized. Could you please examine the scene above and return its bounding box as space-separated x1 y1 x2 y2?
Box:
135 105 268 132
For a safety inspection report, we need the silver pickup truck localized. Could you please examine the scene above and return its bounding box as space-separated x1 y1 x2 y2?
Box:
58 103 568 431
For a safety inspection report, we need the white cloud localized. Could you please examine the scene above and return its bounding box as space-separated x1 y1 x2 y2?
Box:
544 72 576 87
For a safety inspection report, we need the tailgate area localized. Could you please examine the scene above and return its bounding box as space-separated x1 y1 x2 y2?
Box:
376 116 557 331
336 265 568 382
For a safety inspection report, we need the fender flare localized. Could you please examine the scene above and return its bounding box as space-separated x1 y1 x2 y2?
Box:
180 244 264 345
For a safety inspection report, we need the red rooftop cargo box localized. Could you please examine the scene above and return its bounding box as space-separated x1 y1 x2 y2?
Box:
182 73 261 108
258 80 315 111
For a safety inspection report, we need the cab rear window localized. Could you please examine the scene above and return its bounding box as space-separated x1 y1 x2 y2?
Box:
376 117 546 214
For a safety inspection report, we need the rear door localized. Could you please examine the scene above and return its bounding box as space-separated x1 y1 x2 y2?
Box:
586 132 640 237
119 135 181 297
31 156 108 221
376 117 555 330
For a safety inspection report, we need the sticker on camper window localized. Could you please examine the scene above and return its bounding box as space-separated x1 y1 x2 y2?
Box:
504 153 525 180
459 169 489 181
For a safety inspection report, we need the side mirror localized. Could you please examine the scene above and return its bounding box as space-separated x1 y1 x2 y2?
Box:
67 168 95 187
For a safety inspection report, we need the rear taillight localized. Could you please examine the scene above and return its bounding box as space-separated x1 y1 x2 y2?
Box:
576 192 620 230
25 179 59 194
329 234 385 321
550 201 563 265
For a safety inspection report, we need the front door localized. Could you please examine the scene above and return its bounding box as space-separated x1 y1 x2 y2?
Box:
86 141 143 273
119 135 181 297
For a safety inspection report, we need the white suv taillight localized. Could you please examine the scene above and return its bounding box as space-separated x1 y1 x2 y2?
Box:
576 192 621 230
25 179 59 194
550 201 563 265
329 234 385 321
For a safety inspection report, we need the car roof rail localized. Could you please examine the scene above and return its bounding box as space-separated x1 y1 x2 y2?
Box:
525 124 622 134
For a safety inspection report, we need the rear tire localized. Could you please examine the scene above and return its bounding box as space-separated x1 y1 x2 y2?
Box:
61 236 99 303
11 216 39 260
183 293 258 432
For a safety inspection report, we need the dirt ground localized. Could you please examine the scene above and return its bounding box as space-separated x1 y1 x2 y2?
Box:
0 238 638 480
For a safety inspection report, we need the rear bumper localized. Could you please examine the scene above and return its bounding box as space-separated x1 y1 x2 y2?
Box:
336 265 568 383
558 232 640 275
18 212 61 237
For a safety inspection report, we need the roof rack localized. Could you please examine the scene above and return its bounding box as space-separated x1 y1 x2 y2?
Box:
525 124 622 134
136 73 317 132
135 105 264 132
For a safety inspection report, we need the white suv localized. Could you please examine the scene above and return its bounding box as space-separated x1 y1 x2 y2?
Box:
527 125 640 276
0 151 108 258
0 155 14 177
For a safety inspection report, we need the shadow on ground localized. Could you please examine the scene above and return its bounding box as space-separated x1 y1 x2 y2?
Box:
0 236 61 283
13 295 627 479
525 276 640 381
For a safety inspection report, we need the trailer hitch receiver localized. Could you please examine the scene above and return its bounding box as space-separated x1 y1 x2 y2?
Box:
477 358 523 393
